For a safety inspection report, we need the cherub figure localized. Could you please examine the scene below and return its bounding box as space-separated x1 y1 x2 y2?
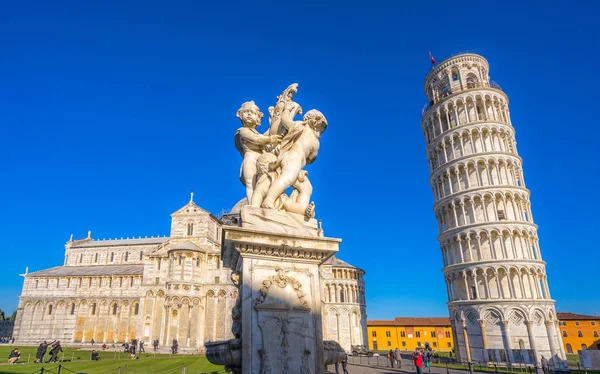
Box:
250 152 279 208
281 170 315 219
261 109 327 210
234 101 282 203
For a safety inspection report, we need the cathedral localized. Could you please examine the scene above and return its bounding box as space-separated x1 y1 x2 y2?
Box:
12 197 367 352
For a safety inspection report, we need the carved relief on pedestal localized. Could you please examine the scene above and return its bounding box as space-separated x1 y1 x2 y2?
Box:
254 268 309 311
254 267 315 374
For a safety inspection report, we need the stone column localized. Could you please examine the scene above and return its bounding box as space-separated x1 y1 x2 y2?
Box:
472 274 480 299
555 321 566 359
462 320 473 363
545 321 558 359
501 320 513 364
479 319 488 349
460 273 470 300
524 320 538 354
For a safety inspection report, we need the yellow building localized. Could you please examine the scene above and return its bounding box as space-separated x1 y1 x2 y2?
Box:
367 317 454 352
557 313 600 354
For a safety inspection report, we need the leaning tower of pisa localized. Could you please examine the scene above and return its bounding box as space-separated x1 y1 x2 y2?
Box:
421 53 566 367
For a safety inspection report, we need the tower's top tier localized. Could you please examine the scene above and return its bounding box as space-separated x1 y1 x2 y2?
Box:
424 53 500 106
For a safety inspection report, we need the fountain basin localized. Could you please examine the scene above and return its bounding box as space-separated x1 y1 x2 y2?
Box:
323 340 346 366
205 339 242 367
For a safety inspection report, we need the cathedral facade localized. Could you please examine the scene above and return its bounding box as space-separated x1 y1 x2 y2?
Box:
12 198 367 352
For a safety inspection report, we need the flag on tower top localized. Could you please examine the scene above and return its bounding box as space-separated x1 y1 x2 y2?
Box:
429 51 436 66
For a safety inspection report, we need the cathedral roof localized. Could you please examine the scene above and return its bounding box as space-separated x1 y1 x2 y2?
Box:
70 237 168 248
322 256 358 269
168 241 202 252
27 264 144 277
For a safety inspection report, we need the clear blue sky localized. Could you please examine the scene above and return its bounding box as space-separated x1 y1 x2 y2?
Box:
1 1 598 319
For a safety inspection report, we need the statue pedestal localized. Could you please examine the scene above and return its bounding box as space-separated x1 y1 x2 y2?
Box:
221 207 339 374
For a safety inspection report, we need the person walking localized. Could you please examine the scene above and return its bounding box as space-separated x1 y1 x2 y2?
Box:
139 340 145 353
541 356 550 374
341 353 350 374
394 347 402 368
34 340 54 363
91 338 95 346
389 349 395 368
413 349 424 374
48 341 63 363
422 348 430 368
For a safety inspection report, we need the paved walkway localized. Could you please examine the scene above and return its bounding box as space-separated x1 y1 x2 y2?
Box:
328 357 545 374
326 357 468 374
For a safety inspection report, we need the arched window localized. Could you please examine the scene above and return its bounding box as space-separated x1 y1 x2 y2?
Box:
339 290 345 303
562 330 568 337
593 330 599 338
582 344 588 350
91 303 97 315
465 73 479 89
125 252 129 262
451 68 460 82
187 223 194 236
112 304 118 315
179 255 183 265
134 303 139 315
48 305 53 315
70 303 75 315
110 252 114 262
578 330 583 337
566 344 573 353
79 253 83 263
196 258 200 267
94 253 98 263
139 251 144 261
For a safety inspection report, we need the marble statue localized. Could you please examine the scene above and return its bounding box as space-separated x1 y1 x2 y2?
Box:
234 101 283 203
235 84 327 220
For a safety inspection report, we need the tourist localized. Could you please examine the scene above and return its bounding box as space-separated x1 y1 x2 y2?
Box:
139 340 145 353
123 342 129 353
102 343 107 350
8 348 21 364
422 348 430 368
388 349 395 368
91 350 100 361
172 339 178 354
340 353 349 374
153 339 159 352
541 356 549 374
394 347 402 368
48 341 63 363
91 338 95 346
34 340 55 363
413 349 423 374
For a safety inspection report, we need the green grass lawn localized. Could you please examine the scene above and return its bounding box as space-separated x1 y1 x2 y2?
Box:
0 346 225 374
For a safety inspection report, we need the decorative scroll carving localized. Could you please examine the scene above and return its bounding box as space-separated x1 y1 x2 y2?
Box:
254 268 309 310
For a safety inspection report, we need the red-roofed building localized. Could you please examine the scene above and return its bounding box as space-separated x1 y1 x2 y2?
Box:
557 313 600 353
367 317 454 352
